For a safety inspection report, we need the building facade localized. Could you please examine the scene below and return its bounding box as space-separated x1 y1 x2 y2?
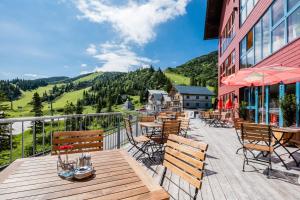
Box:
205 0 300 126
169 85 214 110
146 90 170 112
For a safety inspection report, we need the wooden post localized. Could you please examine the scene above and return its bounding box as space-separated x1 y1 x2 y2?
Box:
265 86 269 125
279 83 285 127
296 82 300 127
255 87 259 123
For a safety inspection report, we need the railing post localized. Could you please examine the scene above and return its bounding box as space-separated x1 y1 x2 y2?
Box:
135 117 139 137
42 121 45 155
33 121 36 156
10 123 12 163
21 121 24 158
117 115 121 149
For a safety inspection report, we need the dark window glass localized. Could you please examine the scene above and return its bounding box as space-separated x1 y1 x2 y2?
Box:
254 20 262 63
186 95 190 99
288 6 300 42
272 21 285 51
272 0 284 25
262 11 271 58
205 96 208 99
288 0 300 11
196 96 199 99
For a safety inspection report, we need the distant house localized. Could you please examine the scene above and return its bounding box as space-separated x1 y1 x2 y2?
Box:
146 90 170 112
169 85 215 110
123 99 134 110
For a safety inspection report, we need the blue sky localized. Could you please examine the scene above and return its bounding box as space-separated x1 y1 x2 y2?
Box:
0 0 217 80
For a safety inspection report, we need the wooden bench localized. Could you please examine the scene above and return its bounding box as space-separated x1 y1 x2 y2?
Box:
51 130 104 155
161 134 208 200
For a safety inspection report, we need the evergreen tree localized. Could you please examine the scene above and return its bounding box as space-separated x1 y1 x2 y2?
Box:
64 101 75 115
96 98 103 113
0 92 10 151
75 100 83 114
31 92 43 117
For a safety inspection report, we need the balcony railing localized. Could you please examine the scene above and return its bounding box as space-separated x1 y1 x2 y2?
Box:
0 112 141 169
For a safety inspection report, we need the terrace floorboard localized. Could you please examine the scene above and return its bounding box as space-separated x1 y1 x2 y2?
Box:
132 119 300 200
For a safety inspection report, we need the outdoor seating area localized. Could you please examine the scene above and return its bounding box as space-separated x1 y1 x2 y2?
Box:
1 111 300 200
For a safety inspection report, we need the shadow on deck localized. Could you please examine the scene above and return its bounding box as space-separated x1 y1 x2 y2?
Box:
126 119 300 200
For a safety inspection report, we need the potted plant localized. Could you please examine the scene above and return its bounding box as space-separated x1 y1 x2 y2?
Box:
238 101 247 120
280 94 296 127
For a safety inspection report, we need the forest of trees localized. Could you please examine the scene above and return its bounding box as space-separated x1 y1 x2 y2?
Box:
166 51 218 91
81 68 172 110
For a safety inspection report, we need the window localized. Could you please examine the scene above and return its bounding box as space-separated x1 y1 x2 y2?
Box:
247 29 254 49
272 0 285 25
288 6 300 42
186 95 190 99
196 103 200 107
196 96 199 99
288 0 300 11
239 0 300 69
219 50 236 85
186 103 190 107
272 21 285 51
254 21 262 63
205 96 209 100
220 11 236 54
240 31 254 68
262 11 271 58
240 0 259 25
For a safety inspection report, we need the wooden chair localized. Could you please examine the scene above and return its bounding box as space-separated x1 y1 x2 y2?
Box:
160 134 208 200
241 123 275 177
178 118 190 137
51 130 104 155
289 139 300 166
233 118 244 154
124 118 153 160
139 115 155 122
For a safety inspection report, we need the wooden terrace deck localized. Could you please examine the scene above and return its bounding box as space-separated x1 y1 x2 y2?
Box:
135 118 300 200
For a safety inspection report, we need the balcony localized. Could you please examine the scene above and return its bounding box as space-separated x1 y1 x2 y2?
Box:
0 113 300 199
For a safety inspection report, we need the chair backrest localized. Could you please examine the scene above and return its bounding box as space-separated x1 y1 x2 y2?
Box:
52 130 103 155
234 118 244 130
139 116 155 122
164 134 208 189
175 112 185 119
179 118 190 130
161 120 181 143
124 118 135 145
241 123 273 145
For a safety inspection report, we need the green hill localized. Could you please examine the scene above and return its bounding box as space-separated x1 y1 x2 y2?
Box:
165 51 218 91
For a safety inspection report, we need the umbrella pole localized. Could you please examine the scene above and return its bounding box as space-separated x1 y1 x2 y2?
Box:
262 85 264 123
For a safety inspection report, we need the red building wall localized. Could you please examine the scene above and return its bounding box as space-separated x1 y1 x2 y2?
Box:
218 0 300 101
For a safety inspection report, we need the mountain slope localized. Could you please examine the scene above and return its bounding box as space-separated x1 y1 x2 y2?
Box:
165 51 218 90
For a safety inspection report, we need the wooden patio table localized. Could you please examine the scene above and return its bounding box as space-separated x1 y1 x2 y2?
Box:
272 127 300 168
0 150 169 200
139 121 163 129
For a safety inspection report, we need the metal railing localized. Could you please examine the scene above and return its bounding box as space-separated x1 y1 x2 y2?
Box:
0 112 141 169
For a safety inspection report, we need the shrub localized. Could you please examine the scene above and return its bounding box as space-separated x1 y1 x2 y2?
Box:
280 94 296 127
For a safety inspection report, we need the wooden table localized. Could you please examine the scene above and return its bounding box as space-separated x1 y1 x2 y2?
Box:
272 127 300 168
0 150 169 200
139 122 163 128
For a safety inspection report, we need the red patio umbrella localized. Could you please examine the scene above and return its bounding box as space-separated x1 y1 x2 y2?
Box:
225 98 233 110
221 64 300 122
218 99 223 110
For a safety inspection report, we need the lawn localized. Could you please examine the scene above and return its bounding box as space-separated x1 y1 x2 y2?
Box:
164 72 190 85
73 72 102 83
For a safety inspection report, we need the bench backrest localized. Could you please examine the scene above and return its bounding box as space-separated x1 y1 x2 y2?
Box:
164 134 208 189
52 130 103 155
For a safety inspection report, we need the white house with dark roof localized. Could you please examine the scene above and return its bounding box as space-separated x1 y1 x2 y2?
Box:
146 90 170 112
169 85 215 110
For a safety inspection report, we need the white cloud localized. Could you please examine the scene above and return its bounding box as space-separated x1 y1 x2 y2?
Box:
81 63 87 67
76 0 190 45
80 70 92 75
91 42 158 72
63 65 70 69
86 44 97 55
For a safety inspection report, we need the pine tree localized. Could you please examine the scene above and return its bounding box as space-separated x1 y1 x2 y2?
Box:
0 92 10 151
31 92 43 134
31 92 43 117
75 100 83 114
96 98 103 113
